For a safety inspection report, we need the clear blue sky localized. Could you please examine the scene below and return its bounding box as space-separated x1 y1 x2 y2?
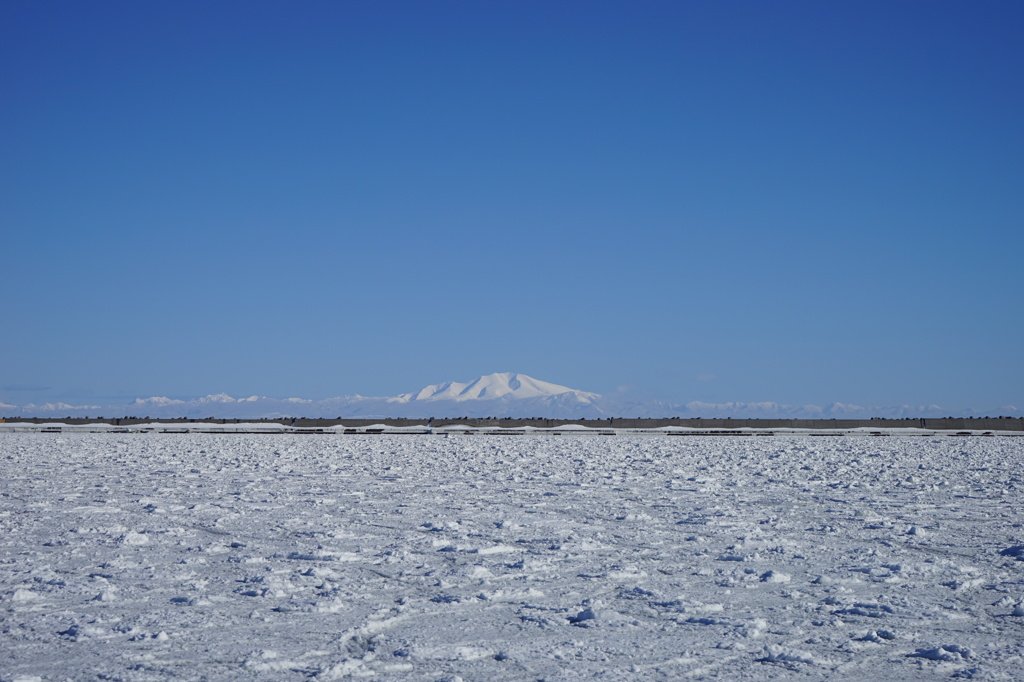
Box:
3 0 1022 411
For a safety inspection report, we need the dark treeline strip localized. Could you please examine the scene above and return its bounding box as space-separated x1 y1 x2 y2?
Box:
3 416 1022 431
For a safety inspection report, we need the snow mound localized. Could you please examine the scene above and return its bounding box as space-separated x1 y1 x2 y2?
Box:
910 644 973 661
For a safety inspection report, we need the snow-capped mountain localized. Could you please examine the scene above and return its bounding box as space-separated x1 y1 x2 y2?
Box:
390 372 599 404
352 372 603 418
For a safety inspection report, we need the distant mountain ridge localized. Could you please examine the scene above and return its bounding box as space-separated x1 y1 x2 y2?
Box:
2 372 1019 419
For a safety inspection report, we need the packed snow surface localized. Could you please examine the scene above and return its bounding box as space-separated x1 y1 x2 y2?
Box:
3 434 1024 680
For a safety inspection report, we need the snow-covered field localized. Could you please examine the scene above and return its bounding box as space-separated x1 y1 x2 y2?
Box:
3 434 1024 680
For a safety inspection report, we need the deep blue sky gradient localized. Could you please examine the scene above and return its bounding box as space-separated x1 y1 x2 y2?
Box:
3 1 1022 411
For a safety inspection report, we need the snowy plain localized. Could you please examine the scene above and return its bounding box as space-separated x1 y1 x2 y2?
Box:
2 433 1024 680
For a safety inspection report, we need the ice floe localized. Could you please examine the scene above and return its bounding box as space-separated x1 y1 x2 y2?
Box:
2 432 1023 679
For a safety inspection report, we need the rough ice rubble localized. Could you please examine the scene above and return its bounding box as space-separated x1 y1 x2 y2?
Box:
1 433 1024 679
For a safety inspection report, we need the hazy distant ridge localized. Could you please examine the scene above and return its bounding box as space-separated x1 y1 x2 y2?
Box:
2 372 1019 419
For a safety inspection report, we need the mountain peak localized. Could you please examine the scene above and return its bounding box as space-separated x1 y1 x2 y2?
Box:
392 372 599 403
